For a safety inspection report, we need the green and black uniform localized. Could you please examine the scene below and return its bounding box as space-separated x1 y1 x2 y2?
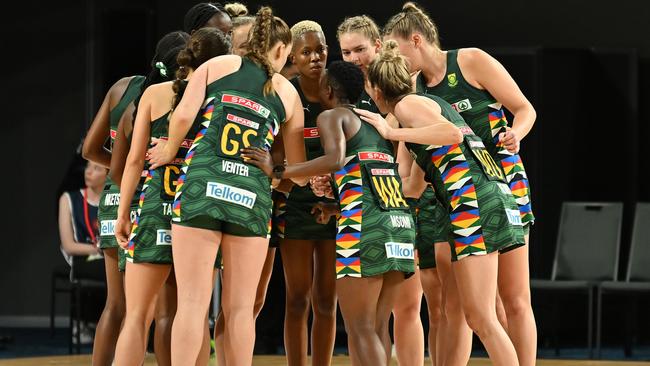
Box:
355 89 381 114
408 187 453 269
272 77 336 241
416 50 534 235
97 76 144 270
406 93 524 261
127 111 201 264
334 109 415 278
173 58 284 237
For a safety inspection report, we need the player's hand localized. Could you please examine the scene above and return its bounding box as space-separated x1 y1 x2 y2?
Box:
310 175 334 198
354 108 392 139
147 138 174 169
240 147 274 177
114 215 132 249
499 127 520 154
311 202 340 224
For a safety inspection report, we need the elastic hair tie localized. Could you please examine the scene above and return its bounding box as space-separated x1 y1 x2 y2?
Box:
155 61 168 77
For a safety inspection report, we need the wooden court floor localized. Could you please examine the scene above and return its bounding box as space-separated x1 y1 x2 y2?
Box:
0 355 649 366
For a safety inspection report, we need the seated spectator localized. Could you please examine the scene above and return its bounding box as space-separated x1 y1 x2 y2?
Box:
57 160 107 343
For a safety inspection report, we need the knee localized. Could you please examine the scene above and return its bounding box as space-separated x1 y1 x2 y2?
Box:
501 293 531 318
104 300 126 319
285 292 310 316
393 302 421 323
312 294 337 318
345 316 375 337
253 296 266 317
428 307 442 328
464 308 499 339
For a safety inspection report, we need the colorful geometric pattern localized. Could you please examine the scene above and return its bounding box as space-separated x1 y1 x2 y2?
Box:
430 145 487 260
334 155 363 278
488 103 534 226
126 170 154 260
172 97 215 222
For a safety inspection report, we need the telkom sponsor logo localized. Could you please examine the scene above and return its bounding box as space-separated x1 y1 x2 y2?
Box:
100 220 116 236
385 242 415 260
156 229 172 245
505 209 523 226
206 182 256 209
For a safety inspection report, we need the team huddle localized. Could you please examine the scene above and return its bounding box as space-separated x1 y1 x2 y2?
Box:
82 2 537 365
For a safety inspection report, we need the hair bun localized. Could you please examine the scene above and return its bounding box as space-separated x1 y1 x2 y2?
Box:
225 2 248 17
402 2 421 13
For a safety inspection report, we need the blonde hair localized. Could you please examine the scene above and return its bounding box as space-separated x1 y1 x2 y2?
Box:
226 2 254 29
246 6 292 95
367 40 412 102
291 20 323 41
224 2 248 17
336 15 380 43
383 2 440 48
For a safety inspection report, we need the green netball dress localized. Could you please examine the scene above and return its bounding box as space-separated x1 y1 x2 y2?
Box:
406 93 524 261
172 58 285 237
334 110 415 278
355 89 381 114
410 186 454 269
98 76 145 250
416 50 534 233
272 77 336 240
126 109 201 264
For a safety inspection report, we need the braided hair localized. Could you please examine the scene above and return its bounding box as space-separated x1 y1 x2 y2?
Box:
173 28 231 110
245 6 291 96
183 2 230 33
325 61 365 105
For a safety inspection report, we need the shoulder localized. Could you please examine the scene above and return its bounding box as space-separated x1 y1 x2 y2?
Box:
59 192 72 208
273 74 300 103
206 54 242 70
397 94 441 115
108 76 138 99
458 47 496 67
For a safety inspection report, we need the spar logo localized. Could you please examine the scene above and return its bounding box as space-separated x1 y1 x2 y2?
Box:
100 220 116 236
459 126 475 136
385 242 415 259
371 168 395 176
451 99 472 112
206 182 257 209
227 113 260 129
221 94 270 118
156 229 172 245
158 136 194 149
358 152 394 163
304 127 320 138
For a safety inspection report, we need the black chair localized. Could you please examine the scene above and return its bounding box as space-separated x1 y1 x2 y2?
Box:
50 255 105 354
50 265 72 338
531 202 623 358
596 202 650 358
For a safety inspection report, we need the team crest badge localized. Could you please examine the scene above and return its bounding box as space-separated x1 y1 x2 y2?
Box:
447 73 458 87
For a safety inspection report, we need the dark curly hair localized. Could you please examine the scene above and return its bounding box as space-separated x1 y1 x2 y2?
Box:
172 28 231 109
132 31 190 119
325 61 365 105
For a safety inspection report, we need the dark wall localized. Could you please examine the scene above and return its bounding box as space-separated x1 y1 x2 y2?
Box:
2 0 648 323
